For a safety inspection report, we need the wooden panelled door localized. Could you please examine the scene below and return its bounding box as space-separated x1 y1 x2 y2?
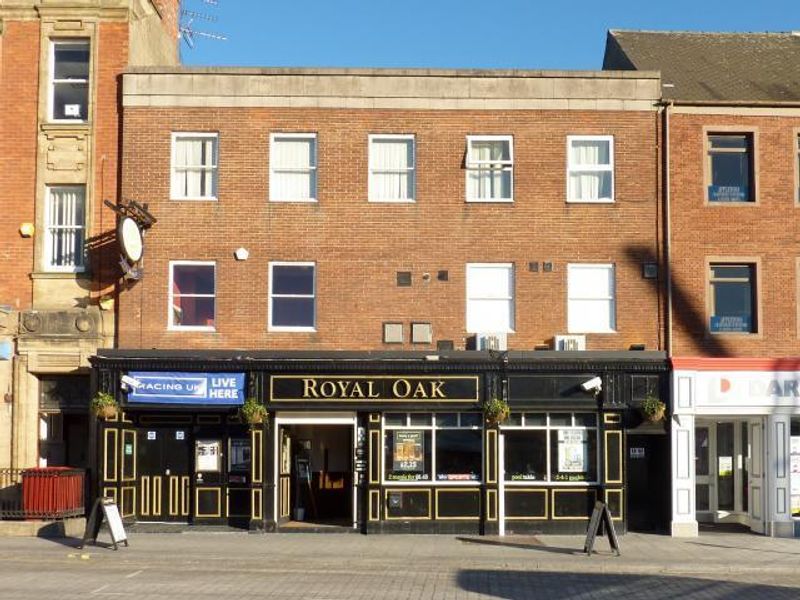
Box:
138 427 191 522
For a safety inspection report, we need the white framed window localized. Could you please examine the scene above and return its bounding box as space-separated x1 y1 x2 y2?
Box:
44 185 86 272
567 264 616 333
465 135 513 202
269 133 317 202
269 262 316 331
566 135 614 203
50 40 90 122
466 263 514 333
368 134 415 202
168 261 216 331
170 133 218 200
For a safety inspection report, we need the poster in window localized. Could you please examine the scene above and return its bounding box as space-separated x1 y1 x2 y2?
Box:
557 429 586 473
196 440 221 472
393 430 424 472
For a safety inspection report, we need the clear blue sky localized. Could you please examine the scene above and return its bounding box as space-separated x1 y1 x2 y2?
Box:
181 0 797 70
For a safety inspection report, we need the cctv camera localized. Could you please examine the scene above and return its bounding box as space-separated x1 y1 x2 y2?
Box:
120 375 142 390
581 377 602 392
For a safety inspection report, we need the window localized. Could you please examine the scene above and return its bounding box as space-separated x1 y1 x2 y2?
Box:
567 135 614 202
368 134 415 202
567 264 615 333
269 262 315 331
465 136 513 202
709 263 756 333
707 133 754 202
466 263 514 333
171 134 218 200
169 261 216 330
270 133 317 202
383 413 482 483
45 186 86 272
502 412 598 483
50 40 89 121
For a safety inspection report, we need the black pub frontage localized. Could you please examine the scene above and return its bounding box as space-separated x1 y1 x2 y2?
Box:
89 350 669 535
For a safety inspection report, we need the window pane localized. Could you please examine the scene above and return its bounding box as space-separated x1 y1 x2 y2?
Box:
467 266 511 298
47 187 85 269
574 413 597 427
467 299 511 332
272 265 314 295
53 82 88 120
53 43 89 80
272 297 314 328
710 134 747 149
409 413 432 426
524 412 546 426
173 265 215 295
460 413 482 428
504 430 547 481
549 414 571 427
436 430 482 481
568 171 611 201
696 484 710 511
569 265 613 298
710 265 754 333
569 139 610 166
568 299 613 332
370 171 413 201
712 265 751 279
172 295 215 327
385 430 431 481
505 412 522 426
550 429 597 482
695 427 710 476
371 138 412 169
384 413 405 426
470 140 510 162
271 170 315 200
436 413 458 427
272 137 315 168
709 135 751 202
467 168 511 200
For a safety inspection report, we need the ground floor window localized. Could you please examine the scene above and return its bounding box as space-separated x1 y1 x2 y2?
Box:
383 412 482 482
791 417 800 518
502 412 598 483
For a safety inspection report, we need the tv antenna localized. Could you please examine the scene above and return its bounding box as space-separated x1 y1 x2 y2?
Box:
180 0 227 50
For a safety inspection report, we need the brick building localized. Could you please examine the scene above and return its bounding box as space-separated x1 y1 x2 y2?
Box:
605 30 800 537
91 67 671 534
0 0 178 478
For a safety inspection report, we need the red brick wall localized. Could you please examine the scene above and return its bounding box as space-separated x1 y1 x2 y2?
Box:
669 112 800 357
0 21 40 309
153 0 181 43
119 107 662 351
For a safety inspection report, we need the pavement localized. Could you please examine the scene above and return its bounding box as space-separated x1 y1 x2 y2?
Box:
0 529 798 599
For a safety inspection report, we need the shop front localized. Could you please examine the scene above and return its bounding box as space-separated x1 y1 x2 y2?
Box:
90 350 667 535
670 358 800 538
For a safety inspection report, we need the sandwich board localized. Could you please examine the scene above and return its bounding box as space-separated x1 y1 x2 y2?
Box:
79 497 129 550
583 500 620 556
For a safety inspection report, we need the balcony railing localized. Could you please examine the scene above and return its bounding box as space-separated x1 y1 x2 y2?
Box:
0 468 85 520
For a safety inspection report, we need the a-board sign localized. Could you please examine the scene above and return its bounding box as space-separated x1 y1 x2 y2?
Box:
80 497 129 550
583 500 620 556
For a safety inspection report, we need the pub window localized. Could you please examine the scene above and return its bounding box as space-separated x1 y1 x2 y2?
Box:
383 413 483 483
709 263 757 334
270 133 317 202
465 135 513 202
45 185 86 272
169 261 216 330
466 263 514 333
502 412 598 484
171 133 218 200
369 134 415 202
707 133 754 202
50 40 89 121
268 262 316 331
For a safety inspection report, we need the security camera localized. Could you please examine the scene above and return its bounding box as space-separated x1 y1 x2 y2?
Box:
581 377 602 393
120 375 142 391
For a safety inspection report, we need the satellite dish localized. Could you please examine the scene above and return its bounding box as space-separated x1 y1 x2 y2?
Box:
118 217 143 263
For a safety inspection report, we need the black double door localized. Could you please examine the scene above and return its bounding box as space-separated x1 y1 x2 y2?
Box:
626 434 670 532
138 427 191 522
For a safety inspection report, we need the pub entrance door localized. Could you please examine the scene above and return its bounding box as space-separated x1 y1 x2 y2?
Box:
137 427 191 522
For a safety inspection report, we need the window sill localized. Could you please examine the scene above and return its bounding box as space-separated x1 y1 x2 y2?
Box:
567 330 616 335
566 198 615 204
41 121 91 132
170 196 218 202
706 200 758 206
707 331 761 338
465 198 514 203
368 199 416 204
269 198 318 203
167 326 216 332
269 327 317 333
31 270 89 280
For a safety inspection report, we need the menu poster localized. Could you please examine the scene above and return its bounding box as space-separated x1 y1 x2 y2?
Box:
558 429 586 473
196 440 221 472
393 430 424 472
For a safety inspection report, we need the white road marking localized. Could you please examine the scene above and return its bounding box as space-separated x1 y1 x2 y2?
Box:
125 569 144 579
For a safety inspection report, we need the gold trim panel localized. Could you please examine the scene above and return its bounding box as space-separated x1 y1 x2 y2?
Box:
103 487 117 504
551 488 597 520
603 413 622 424
368 490 381 521
140 476 150 516
383 488 432 520
604 430 623 485
252 488 262 520
252 430 263 484
154 476 163 517
605 489 624 521
504 488 548 520
369 413 381 423
169 476 179 516
226 488 251 518
121 430 136 482
195 487 222 518
120 486 136 518
279 476 291 518
485 430 497 484
103 429 118 482
181 476 189 516
369 430 380 484
434 488 481 520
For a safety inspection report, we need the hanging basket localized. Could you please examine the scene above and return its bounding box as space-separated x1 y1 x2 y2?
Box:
640 395 666 423
97 405 118 420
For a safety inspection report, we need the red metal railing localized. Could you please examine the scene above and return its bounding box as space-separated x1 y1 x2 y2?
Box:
0 468 85 520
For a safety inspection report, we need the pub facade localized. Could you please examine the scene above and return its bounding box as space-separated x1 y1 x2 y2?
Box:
91 350 668 534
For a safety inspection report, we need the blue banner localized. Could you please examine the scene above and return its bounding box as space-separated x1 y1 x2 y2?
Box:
127 372 246 405
710 315 751 333
708 185 747 202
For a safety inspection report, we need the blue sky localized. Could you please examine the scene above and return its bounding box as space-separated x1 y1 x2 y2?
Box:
181 0 797 70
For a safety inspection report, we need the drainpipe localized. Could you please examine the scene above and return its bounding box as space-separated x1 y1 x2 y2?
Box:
663 100 674 358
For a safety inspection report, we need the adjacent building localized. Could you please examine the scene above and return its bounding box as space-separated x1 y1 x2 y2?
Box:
605 30 800 537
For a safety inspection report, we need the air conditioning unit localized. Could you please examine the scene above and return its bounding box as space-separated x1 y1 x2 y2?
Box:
476 332 508 351
554 334 586 351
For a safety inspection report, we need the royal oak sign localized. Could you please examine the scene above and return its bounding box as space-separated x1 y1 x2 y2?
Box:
270 375 480 403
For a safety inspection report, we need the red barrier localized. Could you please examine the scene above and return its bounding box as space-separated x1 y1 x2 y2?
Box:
21 468 85 519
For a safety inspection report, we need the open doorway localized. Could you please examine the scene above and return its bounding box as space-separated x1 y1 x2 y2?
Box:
278 423 354 528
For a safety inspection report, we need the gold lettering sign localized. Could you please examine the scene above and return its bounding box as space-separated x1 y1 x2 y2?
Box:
270 375 479 403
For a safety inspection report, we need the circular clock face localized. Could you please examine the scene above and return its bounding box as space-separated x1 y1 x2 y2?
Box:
119 217 143 263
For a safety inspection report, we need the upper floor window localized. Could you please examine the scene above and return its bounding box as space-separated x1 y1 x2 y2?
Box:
466 263 514 333
270 133 317 202
567 136 614 203
707 133 754 202
466 136 513 202
709 263 756 333
50 40 89 121
567 264 616 333
169 261 216 330
45 185 86 272
368 134 415 202
269 262 316 331
171 133 218 200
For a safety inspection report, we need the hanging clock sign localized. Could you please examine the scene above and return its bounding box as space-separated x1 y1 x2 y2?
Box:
118 216 144 263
